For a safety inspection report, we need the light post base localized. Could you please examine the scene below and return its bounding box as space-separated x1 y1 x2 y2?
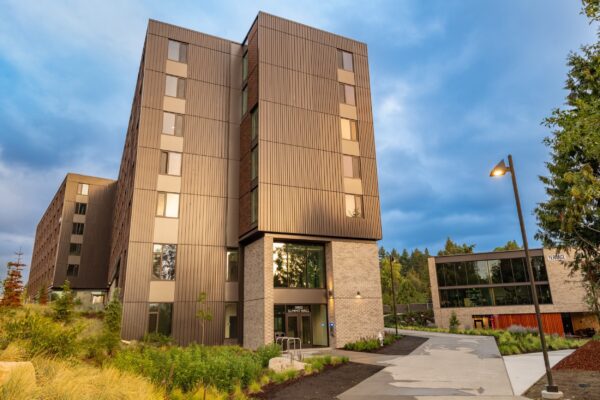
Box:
541 390 563 399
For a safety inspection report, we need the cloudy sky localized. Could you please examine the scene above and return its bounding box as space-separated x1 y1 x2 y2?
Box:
0 1 596 280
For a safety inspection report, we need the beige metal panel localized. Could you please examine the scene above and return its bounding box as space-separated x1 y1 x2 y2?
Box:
341 140 360 156
178 194 226 246
157 175 181 193
337 69 355 85
230 44 243 91
75 195 88 203
175 245 226 302
148 20 231 54
180 154 227 197
122 302 149 340
273 288 327 304
160 134 184 152
142 70 165 110
226 198 239 247
225 282 239 302
361 158 380 197
187 45 229 86
186 80 229 121
355 86 373 122
259 101 340 153
72 214 86 223
153 217 179 243
68 255 81 265
182 116 228 158
339 104 357 120
70 234 83 244
172 300 226 345
163 97 186 114
165 60 188 77
353 54 371 89
149 281 176 302
123 242 153 302
144 34 168 73
138 108 162 149
343 178 363 195
259 141 343 192
357 121 376 159
129 189 156 243
134 147 159 190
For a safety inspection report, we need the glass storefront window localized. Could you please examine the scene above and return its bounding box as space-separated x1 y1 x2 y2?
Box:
273 242 325 288
440 284 552 308
532 256 549 281
512 258 528 282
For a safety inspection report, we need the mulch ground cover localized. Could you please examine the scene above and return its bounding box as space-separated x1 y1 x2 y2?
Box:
255 362 384 400
525 340 600 400
372 335 428 355
554 340 600 371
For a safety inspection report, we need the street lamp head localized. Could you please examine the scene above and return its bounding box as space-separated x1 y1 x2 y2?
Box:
490 159 509 177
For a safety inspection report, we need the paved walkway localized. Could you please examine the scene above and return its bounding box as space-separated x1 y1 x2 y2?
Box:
337 329 526 400
503 349 574 395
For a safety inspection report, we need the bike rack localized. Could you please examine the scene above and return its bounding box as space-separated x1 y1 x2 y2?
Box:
275 337 303 361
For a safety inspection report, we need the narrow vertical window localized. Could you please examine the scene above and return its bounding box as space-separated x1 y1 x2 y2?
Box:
339 83 356 105
340 118 358 141
343 155 361 178
166 75 185 98
160 151 182 176
251 147 258 181
77 183 89 196
242 51 248 81
251 107 259 141
224 303 238 339
148 303 173 336
152 244 176 280
226 250 239 282
156 192 180 218
162 112 184 136
75 202 87 215
338 49 354 72
242 86 248 116
67 264 79 277
345 194 363 218
72 223 85 235
168 40 187 63
251 188 258 224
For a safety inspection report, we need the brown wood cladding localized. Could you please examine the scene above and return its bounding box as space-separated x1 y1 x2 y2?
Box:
175 245 226 301
122 242 152 302
178 194 226 246
173 301 226 345
181 154 227 196
148 19 232 54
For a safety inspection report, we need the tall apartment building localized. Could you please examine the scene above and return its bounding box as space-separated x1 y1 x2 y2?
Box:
428 248 599 335
28 174 115 307
29 12 384 348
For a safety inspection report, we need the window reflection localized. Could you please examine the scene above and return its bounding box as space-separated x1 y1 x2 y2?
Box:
273 242 325 288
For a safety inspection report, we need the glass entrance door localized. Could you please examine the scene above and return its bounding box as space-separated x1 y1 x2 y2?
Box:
285 312 312 346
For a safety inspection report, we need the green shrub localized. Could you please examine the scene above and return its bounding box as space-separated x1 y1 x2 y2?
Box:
343 334 399 352
52 281 78 323
142 332 174 346
255 343 281 368
449 312 460 333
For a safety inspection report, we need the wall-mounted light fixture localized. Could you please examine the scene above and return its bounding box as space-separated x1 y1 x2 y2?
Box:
355 291 362 299
328 289 333 298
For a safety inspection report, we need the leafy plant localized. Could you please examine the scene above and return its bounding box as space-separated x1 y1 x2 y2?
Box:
195 292 213 345
449 312 460 333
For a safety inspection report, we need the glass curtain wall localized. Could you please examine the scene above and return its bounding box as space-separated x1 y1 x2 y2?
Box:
273 242 325 288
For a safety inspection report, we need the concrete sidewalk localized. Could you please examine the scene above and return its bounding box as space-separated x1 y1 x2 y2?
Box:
338 329 521 399
503 349 574 395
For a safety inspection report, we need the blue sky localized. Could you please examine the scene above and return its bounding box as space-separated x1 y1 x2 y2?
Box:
0 1 596 279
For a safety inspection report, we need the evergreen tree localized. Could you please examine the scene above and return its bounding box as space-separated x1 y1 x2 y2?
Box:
1 251 26 308
53 280 76 322
102 289 122 355
535 2 600 321
493 240 522 252
437 237 476 256
37 283 49 305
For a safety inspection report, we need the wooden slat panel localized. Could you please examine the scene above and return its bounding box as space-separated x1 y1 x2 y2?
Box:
141 70 164 110
122 242 152 302
173 301 225 345
187 45 230 86
495 313 564 336
134 147 159 191
122 302 148 340
360 158 379 197
176 245 226 302
186 79 229 121
129 189 156 243
148 20 231 53
183 116 228 158
145 34 168 73
181 154 227 197
138 108 162 149
178 194 226 246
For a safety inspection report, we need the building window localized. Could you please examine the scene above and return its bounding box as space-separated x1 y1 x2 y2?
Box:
77 183 89 196
340 118 358 141
162 112 184 136
338 49 354 72
251 147 258 181
343 155 361 178
165 75 185 98
345 194 363 218
160 151 182 176
152 244 176 280
224 303 238 339
273 242 325 288
339 83 356 106
168 40 187 63
75 202 87 215
148 303 173 336
242 86 248 116
242 51 248 81
66 264 79 277
226 250 239 282
156 192 180 218
69 243 82 256
251 188 258 224
72 223 85 235
251 107 259 141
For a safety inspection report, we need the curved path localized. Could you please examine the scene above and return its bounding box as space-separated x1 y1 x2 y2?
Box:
337 329 527 400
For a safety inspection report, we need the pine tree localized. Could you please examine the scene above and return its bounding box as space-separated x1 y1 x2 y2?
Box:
1 250 26 308
37 283 49 305
53 280 76 322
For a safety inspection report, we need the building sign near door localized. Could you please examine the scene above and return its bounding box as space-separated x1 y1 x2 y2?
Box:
547 254 565 261
288 305 310 313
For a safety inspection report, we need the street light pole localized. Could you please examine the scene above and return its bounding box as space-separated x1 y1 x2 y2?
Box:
491 155 559 396
390 255 399 337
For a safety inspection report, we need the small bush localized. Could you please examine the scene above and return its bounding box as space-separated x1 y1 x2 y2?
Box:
343 333 399 352
142 332 174 346
255 343 281 368
247 380 262 394
449 312 460 333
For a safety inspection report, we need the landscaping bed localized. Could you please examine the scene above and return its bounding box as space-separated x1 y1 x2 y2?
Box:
372 335 428 355
524 340 600 400
254 362 384 400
